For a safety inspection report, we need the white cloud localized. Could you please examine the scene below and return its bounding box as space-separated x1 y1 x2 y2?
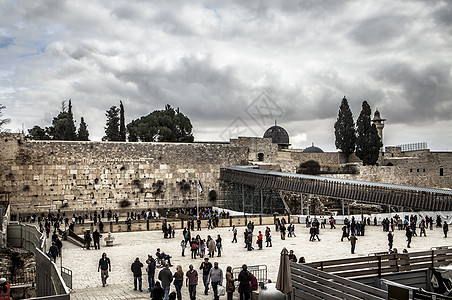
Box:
0 0 451 152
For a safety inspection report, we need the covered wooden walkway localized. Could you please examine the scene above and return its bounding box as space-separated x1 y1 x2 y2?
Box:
219 166 452 211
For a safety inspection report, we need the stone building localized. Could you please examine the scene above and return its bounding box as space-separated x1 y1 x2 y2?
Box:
0 121 451 217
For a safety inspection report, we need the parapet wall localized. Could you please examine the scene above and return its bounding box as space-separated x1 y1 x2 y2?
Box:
0 134 251 214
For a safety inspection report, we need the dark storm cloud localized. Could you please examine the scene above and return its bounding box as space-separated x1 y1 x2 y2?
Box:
1 0 452 150
348 14 410 47
372 62 452 124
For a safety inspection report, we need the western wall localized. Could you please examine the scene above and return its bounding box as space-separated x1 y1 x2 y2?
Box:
0 132 451 216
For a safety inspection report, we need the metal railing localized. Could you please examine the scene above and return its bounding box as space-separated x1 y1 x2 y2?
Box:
232 265 267 284
7 223 70 299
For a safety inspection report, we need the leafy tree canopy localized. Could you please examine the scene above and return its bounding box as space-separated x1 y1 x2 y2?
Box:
127 104 194 142
26 125 50 140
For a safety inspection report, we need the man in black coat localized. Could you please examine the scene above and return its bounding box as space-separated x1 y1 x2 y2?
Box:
238 264 251 300
93 229 102 250
131 257 143 292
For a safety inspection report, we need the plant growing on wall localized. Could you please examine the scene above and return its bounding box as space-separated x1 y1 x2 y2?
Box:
178 180 191 197
208 190 217 202
152 180 164 197
297 160 321 175
119 200 131 207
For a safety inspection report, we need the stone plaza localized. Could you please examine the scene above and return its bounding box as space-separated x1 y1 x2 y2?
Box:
59 220 452 300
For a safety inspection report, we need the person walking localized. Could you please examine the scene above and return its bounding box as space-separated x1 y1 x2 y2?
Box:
98 253 111 287
232 225 238 243
216 235 222 257
173 265 184 300
199 257 212 295
159 263 173 300
406 227 413 248
341 225 350 241
146 254 156 292
350 233 357 254
151 281 165 300
419 220 427 237
238 264 251 300
226 266 235 300
444 221 449 238
388 231 394 250
181 240 186 257
190 238 198 259
208 262 223 300
186 264 198 300
131 257 143 292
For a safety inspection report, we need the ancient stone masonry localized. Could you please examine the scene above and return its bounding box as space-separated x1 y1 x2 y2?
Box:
0 134 250 214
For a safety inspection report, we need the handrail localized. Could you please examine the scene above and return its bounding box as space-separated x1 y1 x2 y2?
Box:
304 248 452 278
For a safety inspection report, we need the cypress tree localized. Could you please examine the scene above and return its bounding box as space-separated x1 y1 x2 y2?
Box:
119 101 126 141
65 99 77 140
334 96 356 162
77 117 90 141
356 101 382 165
103 106 120 141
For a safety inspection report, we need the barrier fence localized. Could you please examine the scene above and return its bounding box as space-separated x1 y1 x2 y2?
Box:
7 223 70 299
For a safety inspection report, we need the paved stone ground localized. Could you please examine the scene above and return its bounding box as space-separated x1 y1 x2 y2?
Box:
58 223 451 300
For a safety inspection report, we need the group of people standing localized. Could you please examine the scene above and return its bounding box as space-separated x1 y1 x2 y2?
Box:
181 233 223 259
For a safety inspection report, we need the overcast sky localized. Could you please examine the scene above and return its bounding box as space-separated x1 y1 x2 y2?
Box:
1 0 451 151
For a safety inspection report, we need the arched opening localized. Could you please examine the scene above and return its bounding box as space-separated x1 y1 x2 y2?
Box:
386 162 394 166
258 153 264 161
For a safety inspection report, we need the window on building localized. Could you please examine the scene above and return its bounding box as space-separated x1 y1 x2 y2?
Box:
440 168 444 176
258 153 264 162
410 169 413 172
417 169 420 172
423 169 425 172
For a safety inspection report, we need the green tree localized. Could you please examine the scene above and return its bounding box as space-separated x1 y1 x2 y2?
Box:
356 101 382 165
119 101 126 141
334 96 356 162
103 106 120 141
77 117 90 141
0 104 11 132
26 125 51 140
47 100 77 140
65 100 77 140
127 104 194 142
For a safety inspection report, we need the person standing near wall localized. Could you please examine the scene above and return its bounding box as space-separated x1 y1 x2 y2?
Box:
444 221 449 238
350 233 357 254
98 253 111 287
387 231 394 250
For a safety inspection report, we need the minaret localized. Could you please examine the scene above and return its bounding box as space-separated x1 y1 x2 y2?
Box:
372 109 386 144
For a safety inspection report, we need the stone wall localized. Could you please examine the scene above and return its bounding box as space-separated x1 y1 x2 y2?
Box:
0 134 250 214
277 150 361 173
